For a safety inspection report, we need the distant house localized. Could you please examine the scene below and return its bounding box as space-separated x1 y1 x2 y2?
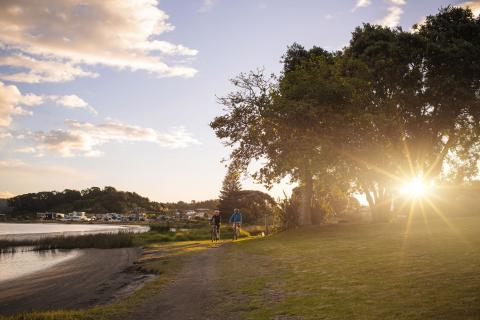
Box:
65 211 89 221
37 212 64 220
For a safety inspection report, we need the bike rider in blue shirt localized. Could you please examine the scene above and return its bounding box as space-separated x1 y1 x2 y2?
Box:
229 208 242 240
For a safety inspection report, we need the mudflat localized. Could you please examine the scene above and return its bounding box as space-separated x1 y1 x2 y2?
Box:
0 247 149 316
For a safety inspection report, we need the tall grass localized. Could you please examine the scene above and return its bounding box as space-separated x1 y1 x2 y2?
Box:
0 232 135 251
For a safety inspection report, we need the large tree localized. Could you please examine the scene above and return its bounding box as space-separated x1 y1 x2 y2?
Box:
340 7 480 220
212 7 480 225
211 45 353 225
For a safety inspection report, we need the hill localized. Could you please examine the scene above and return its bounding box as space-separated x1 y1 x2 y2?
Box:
7 186 164 215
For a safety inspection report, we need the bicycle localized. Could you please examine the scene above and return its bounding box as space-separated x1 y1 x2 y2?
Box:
232 222 240 240
211 223 220 242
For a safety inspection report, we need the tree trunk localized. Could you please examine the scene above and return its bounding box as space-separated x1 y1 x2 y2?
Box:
299 161 313 226
363 183 393 223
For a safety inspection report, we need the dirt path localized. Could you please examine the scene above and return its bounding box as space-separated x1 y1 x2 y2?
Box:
0 247 147 316
121 244 228 320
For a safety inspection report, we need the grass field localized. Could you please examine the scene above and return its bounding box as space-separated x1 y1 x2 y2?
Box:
216 215 480 319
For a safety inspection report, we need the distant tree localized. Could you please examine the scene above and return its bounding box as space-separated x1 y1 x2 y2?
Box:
218 161 242 219
229 190 276 224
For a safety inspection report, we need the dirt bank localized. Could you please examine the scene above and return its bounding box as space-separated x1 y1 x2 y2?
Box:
0 247 152 316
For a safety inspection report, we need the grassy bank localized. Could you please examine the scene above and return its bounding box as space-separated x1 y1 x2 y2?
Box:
0 240 217 320
135 224 252 244
0 232 135 251
216 215 480 319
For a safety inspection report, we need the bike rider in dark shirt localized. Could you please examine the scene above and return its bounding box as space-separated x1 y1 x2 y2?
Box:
210 210 221 236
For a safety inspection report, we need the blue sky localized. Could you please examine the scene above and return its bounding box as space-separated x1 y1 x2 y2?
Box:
0 0 476 202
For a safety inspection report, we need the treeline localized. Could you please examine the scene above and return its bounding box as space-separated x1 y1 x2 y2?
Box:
8 186 164 214
163 199 219 211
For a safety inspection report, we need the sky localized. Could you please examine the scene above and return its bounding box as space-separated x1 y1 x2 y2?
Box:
0 0 479 202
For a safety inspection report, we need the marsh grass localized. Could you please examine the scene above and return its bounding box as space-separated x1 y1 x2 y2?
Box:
0 232 135 251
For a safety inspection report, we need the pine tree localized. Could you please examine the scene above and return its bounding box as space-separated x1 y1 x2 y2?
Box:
218 162 242 218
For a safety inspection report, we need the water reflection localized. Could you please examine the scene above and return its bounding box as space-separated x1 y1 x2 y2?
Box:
0 247 80 283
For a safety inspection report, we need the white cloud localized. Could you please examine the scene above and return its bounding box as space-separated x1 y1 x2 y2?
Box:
199 0 216 13
388 0 406 5
47 95 98 115
414 1 479 31
0 132 13 139
0 81 33 127
377 6 404 27
23 120 199 157
353 0 372 11
0 81 97 126
0 0 198 81
0 54 99 83
458 1 480 16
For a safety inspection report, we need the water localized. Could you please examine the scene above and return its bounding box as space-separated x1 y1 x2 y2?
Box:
0 223 149 283
0 248 80 283
0 223 149 240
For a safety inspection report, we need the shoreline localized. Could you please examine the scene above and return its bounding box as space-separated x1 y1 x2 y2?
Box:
0 223 149 241
0 247 153 316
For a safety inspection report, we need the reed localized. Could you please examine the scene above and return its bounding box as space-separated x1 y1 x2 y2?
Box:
0 232 135 251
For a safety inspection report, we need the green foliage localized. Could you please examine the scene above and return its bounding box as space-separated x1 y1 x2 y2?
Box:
220 190 277 224
135 226 212 243
211 7 480 224
163 199 219 211
8 186 164 214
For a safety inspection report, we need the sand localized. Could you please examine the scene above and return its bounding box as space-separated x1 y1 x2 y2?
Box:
0 247 153 316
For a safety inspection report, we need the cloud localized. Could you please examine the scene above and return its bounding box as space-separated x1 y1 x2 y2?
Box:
376 1 407 28
388 0 406 5
0 54 99 83
199 0 216 12
47 95 98 115
22 120 199 157
0 191 14 199
0 0 198 81
0 132 13 139
457 1 480 16
0 81 97 127
377 6 404 27
353 0 372 11
0 81 33 127
414 1 479 30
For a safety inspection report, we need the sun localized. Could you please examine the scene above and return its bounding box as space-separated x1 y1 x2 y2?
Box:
400 177 433 198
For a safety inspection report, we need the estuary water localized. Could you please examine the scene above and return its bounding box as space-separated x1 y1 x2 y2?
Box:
0 223 149 240
0 223 148 282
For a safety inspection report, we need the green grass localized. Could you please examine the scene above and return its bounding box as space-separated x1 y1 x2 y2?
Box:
216 215 480 319
135 224 251 244
134 226 212 243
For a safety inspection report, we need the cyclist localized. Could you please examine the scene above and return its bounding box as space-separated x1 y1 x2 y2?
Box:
229 208 242 240
210 210 221 242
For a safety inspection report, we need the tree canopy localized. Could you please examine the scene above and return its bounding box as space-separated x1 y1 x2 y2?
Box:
8 186 164 214
211 6 480 225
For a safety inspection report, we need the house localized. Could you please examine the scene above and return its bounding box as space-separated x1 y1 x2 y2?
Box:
37 212 64 220
65 211 89 221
